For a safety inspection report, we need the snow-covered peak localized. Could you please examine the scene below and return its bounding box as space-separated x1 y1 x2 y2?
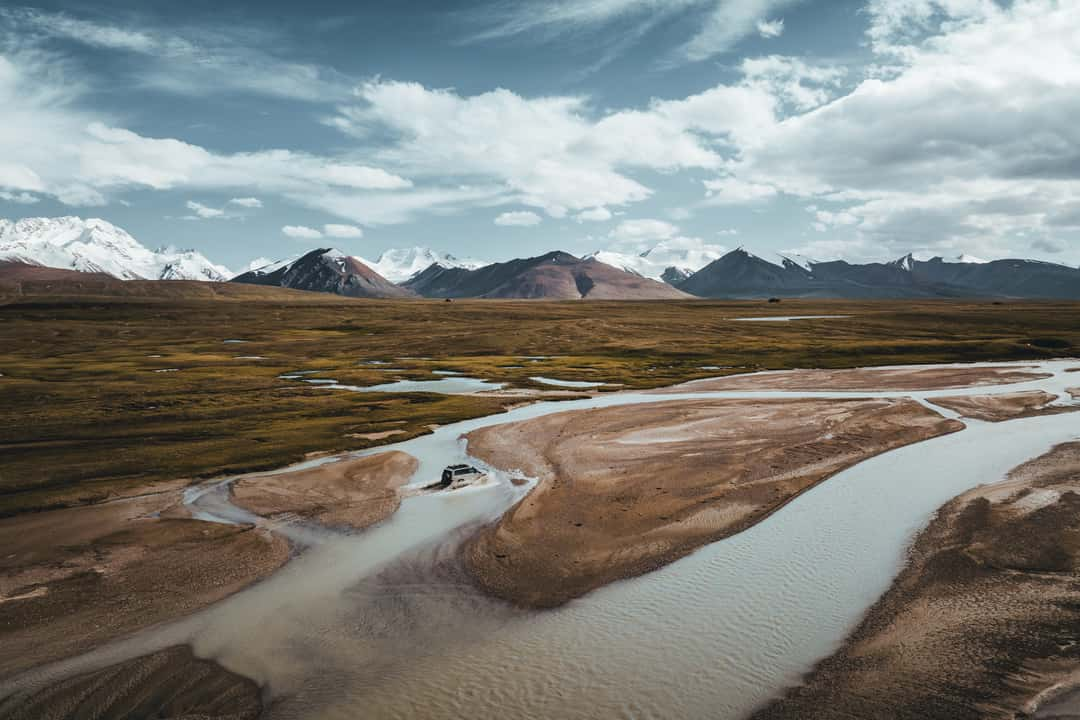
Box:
0 216 231 281
891 253 916 271
588 240 725 281
358 246 486 283
778 253 816 273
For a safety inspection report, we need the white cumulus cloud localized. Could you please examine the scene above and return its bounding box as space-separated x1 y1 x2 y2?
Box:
282 225 323 240
495 210 542 227
323 223 364 238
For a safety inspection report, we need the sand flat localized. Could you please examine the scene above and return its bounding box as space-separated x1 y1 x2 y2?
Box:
664 365 1051 392
463 397 960 607
230 451 417 530
930 390 1080 422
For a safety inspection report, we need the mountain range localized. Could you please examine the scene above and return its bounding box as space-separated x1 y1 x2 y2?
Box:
4 216 1079 300
677 248 1080 300
0 217 231 281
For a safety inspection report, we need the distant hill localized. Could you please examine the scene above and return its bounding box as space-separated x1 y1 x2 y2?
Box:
676 249 1080 299
232 248 415 299
403 251 689 299
0 217 231 281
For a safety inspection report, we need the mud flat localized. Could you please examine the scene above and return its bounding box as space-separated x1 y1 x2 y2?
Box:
464 397 960 607
0 491 289 678
665 365 1050 392
931 390 1080 422
230 451 416 530
0 646 260 720
752 442 1080 720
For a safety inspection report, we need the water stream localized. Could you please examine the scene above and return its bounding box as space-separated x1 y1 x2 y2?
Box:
2 360 1078 719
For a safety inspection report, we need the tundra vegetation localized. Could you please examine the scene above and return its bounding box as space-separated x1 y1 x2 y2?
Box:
2 287 1079 517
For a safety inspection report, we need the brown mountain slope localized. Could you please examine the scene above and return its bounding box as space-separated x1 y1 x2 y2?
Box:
406 251 689 299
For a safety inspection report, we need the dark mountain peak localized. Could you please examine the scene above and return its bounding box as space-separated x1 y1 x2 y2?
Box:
661 266 691 285
889 253 916 271
232 248 412 299
538 250 579 264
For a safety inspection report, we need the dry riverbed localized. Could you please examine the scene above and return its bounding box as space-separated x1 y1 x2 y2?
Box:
464 397 961 607
752 442 1080 720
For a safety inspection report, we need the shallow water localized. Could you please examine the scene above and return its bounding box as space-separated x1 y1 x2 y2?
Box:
529 375 607 388
732 315 851 322
4 360 1078 720
328 376 506 394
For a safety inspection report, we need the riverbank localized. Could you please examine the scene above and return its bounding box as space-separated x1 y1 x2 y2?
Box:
463 396 961 607
751 441 1080 720
0 488 289 678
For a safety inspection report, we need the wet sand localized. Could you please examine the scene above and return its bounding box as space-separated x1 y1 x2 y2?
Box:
230 451 417 530
930 390 1080 422
0 490 289 678
664 365 1050 393
0 645 260 720
464 397 960 607
752 442 1080 720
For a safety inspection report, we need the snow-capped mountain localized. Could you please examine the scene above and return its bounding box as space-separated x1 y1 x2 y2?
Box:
357 247 486 283
587 240 728 282
0 217 231 281
233 248 413 298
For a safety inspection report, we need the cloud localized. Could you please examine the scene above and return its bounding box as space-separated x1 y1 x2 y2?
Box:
740 55 847 110
229 197 262 208
680 1 803 62
703 177 779 205
282 225 323 240
0 8 352 102
184 200 225 219
323 223 364 238
469 0 802 64
0 190 39 204
576 207 613 222
610 218 680 243
757 18 785 38
0 50 413 217
717 0 1080 259
495 210 542 226
331 78 774 217
1031 237 1066 254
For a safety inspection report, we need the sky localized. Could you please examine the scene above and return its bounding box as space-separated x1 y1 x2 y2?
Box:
1 0 1078 272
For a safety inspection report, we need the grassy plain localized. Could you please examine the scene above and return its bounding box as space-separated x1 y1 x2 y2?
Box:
1 287 1078 516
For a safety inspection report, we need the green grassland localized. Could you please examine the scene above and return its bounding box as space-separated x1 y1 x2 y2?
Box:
2 290 1078 516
